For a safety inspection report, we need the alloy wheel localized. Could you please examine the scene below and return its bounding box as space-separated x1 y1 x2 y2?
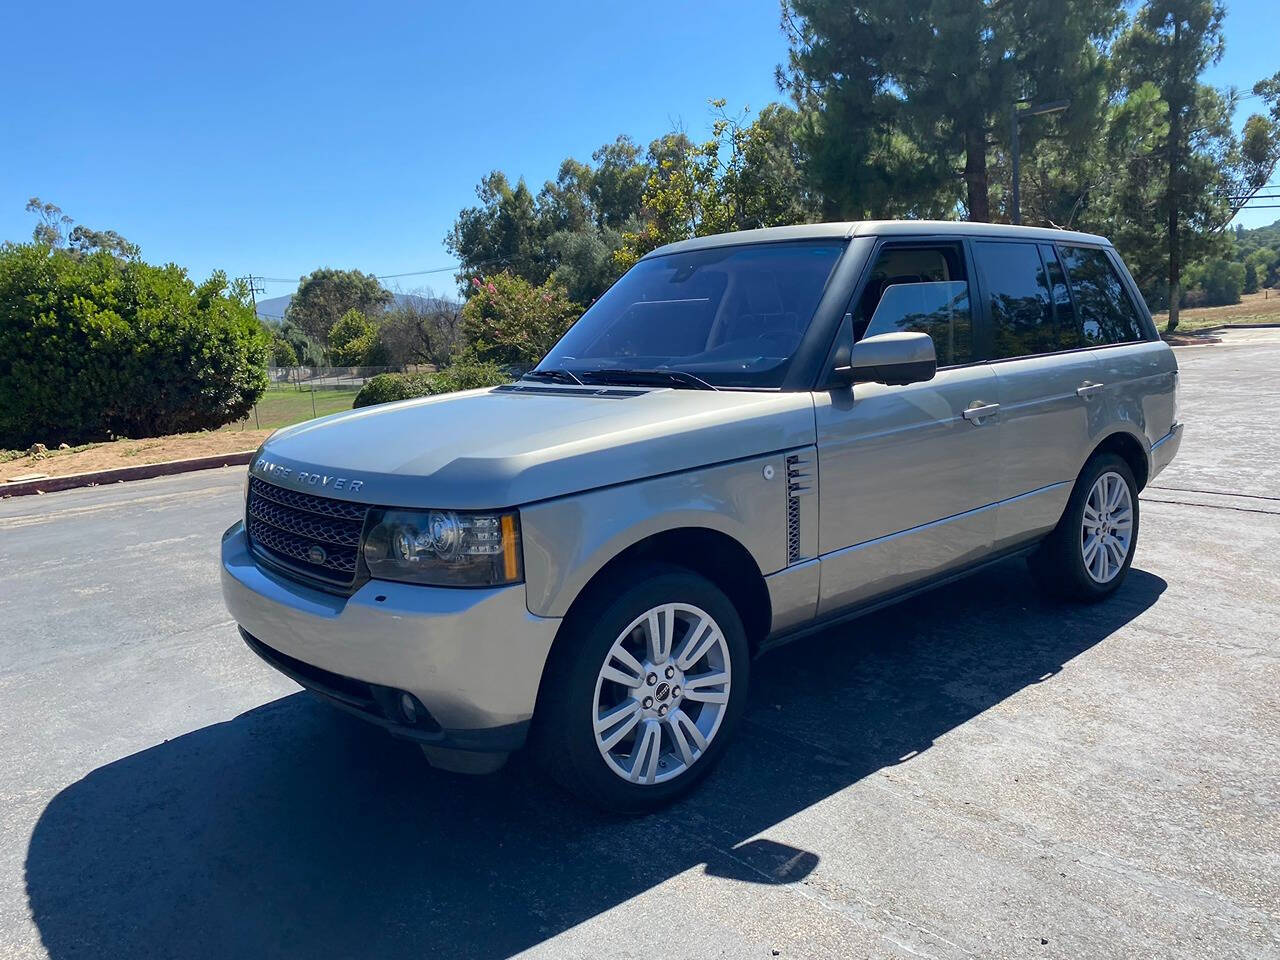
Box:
1081 470 1134 584
591 602 732 785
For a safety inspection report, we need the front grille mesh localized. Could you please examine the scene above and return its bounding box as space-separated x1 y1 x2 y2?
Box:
248 495 362 546
247 477 368 585
250 478 367 519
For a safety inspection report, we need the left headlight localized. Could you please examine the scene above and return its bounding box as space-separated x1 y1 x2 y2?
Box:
363 508 523 587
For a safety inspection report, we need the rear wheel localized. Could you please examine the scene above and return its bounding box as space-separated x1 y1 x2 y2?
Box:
1029 452 1139 601
532 566 749 813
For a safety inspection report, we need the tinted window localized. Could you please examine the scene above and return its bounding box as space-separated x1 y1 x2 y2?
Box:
1058 245 1146 345
1040 243 1082 349
973 241 1060 358
539 241 844 388
855 244 973 366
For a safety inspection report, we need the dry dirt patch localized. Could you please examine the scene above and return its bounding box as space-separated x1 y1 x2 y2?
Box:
1153 289 1280 332
1 430 271 482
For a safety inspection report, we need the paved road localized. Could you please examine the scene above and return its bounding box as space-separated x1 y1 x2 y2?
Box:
1 335 1277 960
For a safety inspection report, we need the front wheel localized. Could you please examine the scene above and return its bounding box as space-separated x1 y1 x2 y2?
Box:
531 566 749 813
1029 452 1139 601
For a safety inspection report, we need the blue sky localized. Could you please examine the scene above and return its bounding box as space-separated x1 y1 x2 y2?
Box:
2 0 1275 297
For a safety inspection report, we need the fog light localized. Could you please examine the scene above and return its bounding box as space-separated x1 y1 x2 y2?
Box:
399 692 417 723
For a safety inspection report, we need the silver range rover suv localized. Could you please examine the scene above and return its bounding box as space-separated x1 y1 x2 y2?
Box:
221 221 1182 812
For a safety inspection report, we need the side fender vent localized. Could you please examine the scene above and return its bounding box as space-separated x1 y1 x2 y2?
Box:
785 453 813 564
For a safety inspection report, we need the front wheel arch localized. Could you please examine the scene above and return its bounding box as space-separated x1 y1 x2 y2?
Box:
552 527 772 656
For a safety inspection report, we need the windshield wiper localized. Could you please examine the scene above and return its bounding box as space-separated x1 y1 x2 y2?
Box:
521 368 584 385
578 368 718 391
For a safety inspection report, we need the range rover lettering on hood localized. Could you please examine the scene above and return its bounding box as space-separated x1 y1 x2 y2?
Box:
254 458 365 492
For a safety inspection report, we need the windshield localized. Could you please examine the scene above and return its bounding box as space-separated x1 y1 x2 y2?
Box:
536 240 846 388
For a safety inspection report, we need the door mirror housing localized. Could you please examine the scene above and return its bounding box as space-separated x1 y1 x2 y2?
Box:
831 332 937 387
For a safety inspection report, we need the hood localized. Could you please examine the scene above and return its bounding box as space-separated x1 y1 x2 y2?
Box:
250 384 816 509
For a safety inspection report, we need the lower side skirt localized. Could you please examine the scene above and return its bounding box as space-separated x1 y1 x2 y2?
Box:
758 540 1043 656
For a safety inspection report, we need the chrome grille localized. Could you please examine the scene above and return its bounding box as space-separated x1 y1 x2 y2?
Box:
246 477 369 585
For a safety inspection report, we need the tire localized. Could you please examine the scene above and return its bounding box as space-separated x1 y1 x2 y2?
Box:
1029 452 1140 602
531 564 750 814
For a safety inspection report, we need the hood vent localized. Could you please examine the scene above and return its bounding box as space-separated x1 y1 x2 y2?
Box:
492 384 646 399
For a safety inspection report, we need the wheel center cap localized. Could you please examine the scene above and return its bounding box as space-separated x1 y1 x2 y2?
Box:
655 681 671 701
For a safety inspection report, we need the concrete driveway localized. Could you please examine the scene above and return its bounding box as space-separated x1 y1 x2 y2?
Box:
1 333 1276 959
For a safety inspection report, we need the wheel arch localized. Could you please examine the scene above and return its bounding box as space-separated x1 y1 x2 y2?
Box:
1091 429 1150 491
554 526 773 656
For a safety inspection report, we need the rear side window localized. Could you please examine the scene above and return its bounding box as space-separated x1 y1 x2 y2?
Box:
973 241 1061 358
1040 244 1082 349
1058 245 1146 345
855 243 973 366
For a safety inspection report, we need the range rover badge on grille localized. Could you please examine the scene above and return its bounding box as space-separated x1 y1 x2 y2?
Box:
306 545 328 565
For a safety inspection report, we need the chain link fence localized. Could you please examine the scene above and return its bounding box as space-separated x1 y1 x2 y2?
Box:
267 365 403 390
226 365 431 432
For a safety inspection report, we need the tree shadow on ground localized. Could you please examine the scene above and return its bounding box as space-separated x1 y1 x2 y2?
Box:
24 561 1166 959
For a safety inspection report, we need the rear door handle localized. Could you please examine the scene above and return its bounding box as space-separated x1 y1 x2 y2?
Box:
963 402 1000 423
1076 381 1105 399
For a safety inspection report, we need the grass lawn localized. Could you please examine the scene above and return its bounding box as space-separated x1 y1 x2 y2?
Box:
219 385 362 433
2 385 363 484
1153 289 1280 334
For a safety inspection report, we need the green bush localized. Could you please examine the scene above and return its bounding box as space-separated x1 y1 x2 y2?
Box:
329 309 388 366
427 362 512 393
1244 261 1258 295
352 373 434 408
270 336 299 366
459 272 579 368
353 363 510 408
1184 258 1245 308
0 243 269 448
276 317 325 366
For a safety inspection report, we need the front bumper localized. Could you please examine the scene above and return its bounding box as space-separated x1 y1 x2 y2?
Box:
1149 421 1184 482
220 522 561 751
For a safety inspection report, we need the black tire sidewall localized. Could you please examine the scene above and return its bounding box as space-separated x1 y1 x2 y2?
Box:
534 565 750 814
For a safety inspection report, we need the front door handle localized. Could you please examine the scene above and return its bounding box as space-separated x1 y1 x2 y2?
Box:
1076 381 1105 399
963 402 1000 423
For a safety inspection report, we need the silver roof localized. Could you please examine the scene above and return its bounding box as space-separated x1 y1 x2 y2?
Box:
641 220 1111 259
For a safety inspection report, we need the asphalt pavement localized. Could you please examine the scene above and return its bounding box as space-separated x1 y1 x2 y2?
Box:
1 332 1277 960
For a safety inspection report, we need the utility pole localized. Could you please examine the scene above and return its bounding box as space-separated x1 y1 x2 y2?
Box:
237 274 266 316
1010 99 1070 225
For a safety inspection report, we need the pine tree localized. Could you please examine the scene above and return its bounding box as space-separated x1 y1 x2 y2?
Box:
779 0 1122 221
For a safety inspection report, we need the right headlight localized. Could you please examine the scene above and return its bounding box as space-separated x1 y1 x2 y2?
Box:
363 508 523 587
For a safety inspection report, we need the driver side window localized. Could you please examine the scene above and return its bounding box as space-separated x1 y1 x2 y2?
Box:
854 243 974 367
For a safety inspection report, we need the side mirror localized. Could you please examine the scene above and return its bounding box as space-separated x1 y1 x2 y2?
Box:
832 332 937 387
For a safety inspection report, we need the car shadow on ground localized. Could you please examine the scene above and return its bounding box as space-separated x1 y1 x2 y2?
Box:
25 561 1166 959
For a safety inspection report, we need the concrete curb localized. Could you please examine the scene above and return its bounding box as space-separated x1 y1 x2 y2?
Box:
1162 321 1280 336
0 450 255 498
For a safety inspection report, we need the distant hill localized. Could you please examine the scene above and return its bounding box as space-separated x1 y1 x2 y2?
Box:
255 292 448 326
255 295 294 324
1233 218 1280 256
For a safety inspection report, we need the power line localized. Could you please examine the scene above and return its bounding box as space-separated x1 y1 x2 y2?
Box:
255 264 459 284
250 254 529 288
